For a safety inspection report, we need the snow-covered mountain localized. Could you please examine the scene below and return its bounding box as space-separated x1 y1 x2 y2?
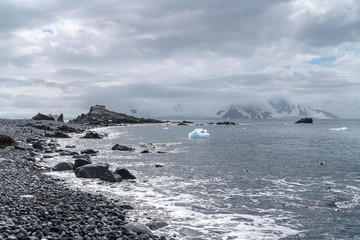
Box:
217 99 339 120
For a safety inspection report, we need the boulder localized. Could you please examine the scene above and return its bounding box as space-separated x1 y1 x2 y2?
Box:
75 163 110 178
115 168 136 179
0 135 16 149
146 220 168 230
295 118 313 124
125 222 153 235
73 158 92 171
53 162 74 171
45 131 71 138
72 154 91 160
81 149 99 155
100 171 122 182
82 131 104 139
32 113 55 121
112 144 135 151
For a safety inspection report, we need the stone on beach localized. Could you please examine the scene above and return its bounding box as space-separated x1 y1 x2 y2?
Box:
112 144 135 151
52 162 74 171
0 135 17 149
115 168 136 179
75 163 110 178
73 158 92 171
81 131 104 139
125 222 153 235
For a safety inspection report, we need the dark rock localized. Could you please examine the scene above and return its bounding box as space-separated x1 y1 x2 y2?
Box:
100 171 122 182
82 131 104 139
0 135 16 149
70 105 163 125
73 159 92 171
53 162 74 171
112 144 135 151
155 164 164 168
125 222 152 235
75 163 110 178
72 154 91 160
45 131 71 138
81 149 99 155
146 220 168 230
216 121 237 125
295 117 313 123
57 113 64 122
140 149 150 154
120 205 134 210
57 125 77 133
29 124 53 131
65 145 76 148
115 168 136 179
32 113 55 121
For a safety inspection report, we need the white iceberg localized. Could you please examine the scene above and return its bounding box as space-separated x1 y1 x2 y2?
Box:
329 127 348 131
188 128 210 139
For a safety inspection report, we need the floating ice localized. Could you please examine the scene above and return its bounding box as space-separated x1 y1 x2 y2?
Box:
329 127 348 131
188 128 210 139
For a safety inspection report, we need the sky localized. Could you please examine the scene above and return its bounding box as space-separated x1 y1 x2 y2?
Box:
0 0 360 119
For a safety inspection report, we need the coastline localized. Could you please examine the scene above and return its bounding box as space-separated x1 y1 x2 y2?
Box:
0 119 170 240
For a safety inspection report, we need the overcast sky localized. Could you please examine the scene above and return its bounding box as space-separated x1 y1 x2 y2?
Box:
0 0 359 119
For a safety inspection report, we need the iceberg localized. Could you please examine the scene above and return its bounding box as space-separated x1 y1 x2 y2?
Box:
329 127 348 131
188 128 210 139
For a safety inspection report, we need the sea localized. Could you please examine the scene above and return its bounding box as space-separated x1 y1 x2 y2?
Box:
47 119 360 240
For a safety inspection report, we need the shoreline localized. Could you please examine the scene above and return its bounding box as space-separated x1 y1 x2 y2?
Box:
0 119 171 240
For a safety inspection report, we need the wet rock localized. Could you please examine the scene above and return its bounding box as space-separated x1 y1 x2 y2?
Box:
75 163 110 179
146 220 168 230
112 144 135 152
295 117 313 123
115 168 136 180
140 150 150 154
155 164 164 168
72 154 91 160
81 149 99 155
82 131 104 139
73 159 92 171
216 121 236 125
125 222 152 235
100 171 122 182
52 162 74 171
45 131 71 138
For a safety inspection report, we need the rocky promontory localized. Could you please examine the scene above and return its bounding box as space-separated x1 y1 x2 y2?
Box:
70 105 163 125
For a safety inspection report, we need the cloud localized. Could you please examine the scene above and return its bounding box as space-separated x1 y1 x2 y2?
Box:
0 0 360 118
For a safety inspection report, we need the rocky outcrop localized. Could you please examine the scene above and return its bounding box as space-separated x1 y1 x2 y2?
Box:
32 113 55 121
70 105 162 125
112 144 135 151
295 118 313 124
57 113 64 122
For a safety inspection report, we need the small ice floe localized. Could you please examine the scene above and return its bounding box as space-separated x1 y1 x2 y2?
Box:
329 127 348 131
188 128 210 139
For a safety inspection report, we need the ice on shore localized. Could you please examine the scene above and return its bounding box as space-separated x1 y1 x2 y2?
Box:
188 128 210 139
329 127 348 131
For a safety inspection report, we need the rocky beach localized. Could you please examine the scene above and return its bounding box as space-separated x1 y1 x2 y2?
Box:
0 106 171 240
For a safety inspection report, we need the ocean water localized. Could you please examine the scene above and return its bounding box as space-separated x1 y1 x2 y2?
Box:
49 119 360 239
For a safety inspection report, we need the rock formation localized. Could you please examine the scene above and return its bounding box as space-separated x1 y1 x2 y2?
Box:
70 105 162 125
